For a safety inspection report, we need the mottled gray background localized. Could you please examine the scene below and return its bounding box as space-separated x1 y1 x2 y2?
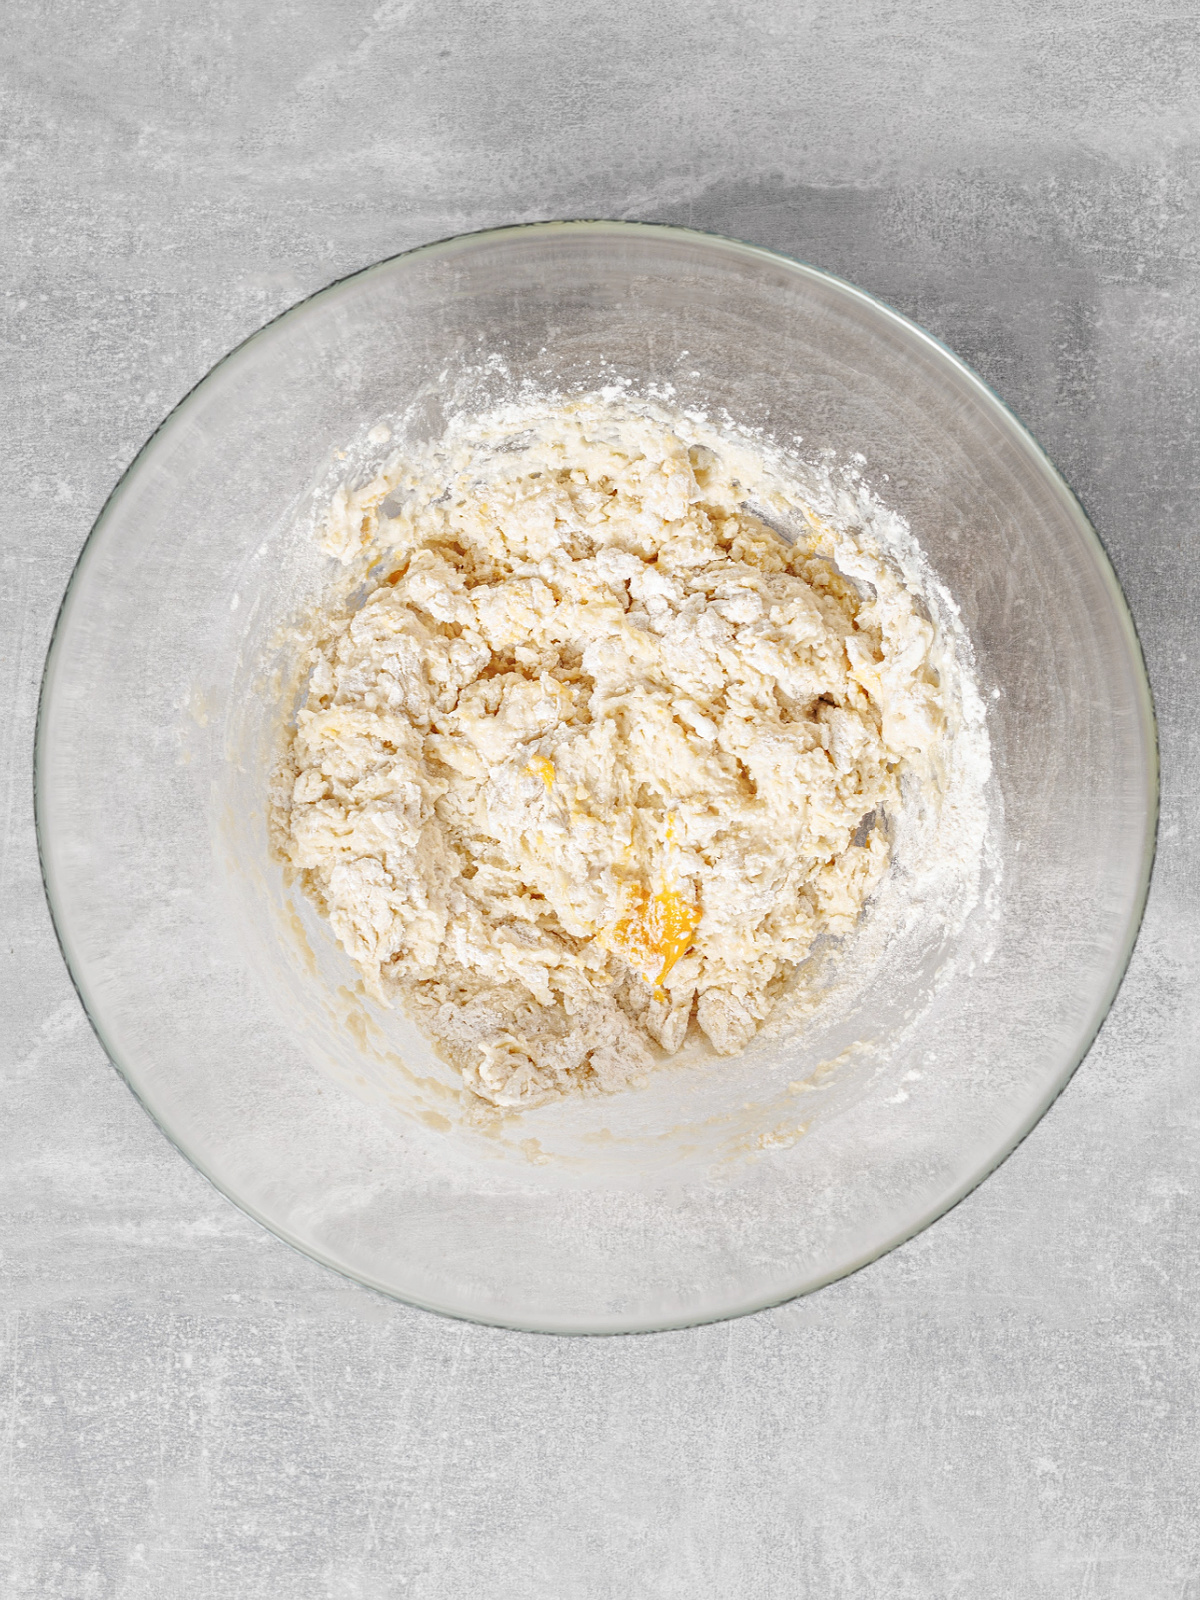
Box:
4 1 1199 1594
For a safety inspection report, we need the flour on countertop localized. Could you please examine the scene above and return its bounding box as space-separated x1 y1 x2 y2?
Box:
272 396 980 1110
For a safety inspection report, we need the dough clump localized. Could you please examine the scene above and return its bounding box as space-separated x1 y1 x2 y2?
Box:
275 401 944 1109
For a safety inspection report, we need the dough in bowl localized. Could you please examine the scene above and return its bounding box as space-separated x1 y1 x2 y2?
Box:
274 397 956 1110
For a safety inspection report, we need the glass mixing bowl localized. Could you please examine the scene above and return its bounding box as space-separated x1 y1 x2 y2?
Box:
36 222 1156 1333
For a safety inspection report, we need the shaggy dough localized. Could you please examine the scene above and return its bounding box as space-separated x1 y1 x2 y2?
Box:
276 400 945 1109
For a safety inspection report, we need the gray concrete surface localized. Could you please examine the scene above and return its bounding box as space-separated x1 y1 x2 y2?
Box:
4 2 1200 1594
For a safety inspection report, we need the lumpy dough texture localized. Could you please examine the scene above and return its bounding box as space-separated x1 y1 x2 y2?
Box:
276 401 945 1109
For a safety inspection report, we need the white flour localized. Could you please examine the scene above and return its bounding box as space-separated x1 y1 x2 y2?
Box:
273 395 989 1110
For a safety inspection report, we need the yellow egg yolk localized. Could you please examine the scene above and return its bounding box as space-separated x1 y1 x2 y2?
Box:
524 756 555 790
606 881 700 992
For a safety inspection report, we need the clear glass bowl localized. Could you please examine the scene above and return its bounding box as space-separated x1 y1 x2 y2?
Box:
36 222 1156 1333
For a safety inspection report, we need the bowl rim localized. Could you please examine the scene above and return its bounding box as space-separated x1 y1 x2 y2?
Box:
34 218 1160 1334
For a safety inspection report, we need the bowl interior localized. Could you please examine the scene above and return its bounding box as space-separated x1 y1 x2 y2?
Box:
37 224 1155 1331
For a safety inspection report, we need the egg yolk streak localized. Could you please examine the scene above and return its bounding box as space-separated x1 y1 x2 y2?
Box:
524 755 556 790
606 880 700 993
